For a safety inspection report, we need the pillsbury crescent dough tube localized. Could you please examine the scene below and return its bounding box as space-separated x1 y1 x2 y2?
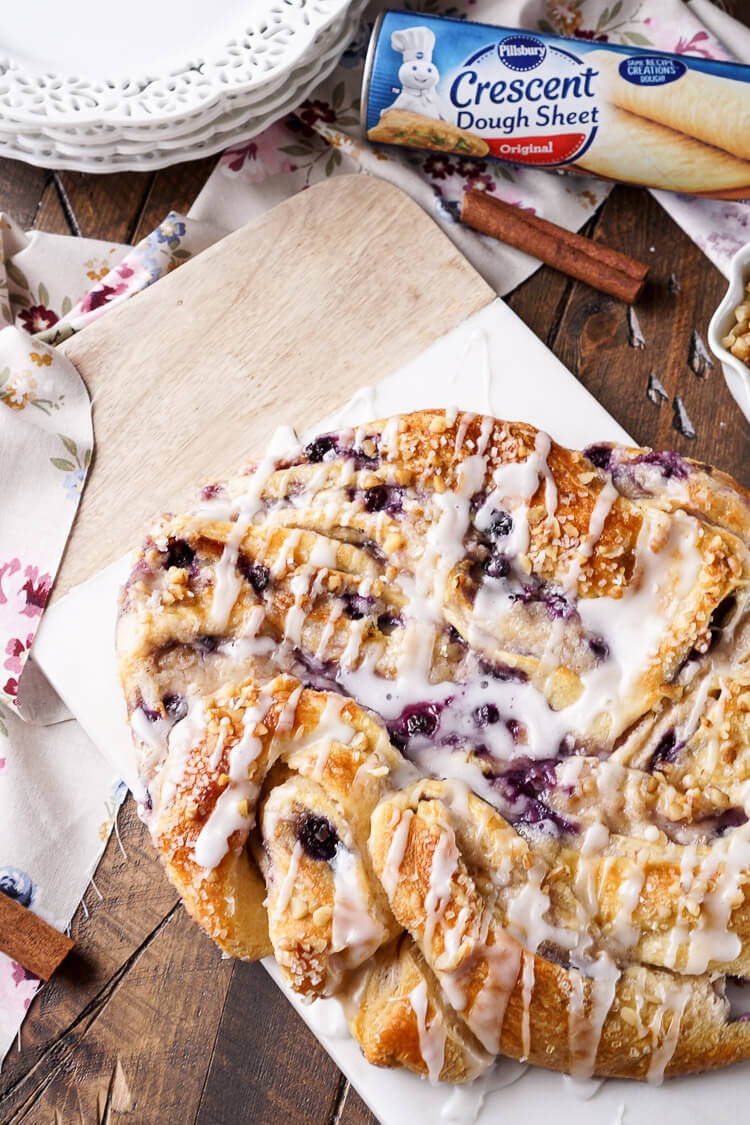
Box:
361 11 750 200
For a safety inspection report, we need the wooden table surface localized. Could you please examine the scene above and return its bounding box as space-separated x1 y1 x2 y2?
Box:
2 11 750 1118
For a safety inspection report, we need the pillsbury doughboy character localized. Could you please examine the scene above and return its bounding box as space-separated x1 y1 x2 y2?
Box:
381 26 445 119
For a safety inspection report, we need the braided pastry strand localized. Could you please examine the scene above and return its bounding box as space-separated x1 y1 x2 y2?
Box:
118 410 750 1083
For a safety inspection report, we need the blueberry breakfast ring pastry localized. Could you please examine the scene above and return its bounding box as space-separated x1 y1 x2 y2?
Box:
117 410 750 1084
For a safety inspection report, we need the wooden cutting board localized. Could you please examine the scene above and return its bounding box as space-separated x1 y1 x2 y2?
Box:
53 174 493 601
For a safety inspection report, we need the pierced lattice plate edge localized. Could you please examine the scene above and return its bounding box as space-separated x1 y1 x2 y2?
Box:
0 0 357 129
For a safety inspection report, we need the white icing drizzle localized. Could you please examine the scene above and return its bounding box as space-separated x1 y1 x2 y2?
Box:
330 846 384 965
463 933 523 1055
571 512 704 737
158 698 206 810
539 474 618 680
567 956 619 1079
473 430 555 561
679 670 714 746
609 859 645 953
420 453 487 615
131 705 169 752
520 952 535 1062
646 980 692 1084
506 858 576 954
442 904 473 966
476 414 494 458
381 809 414 898
439 1058 527 1124
210 426 301 631
208 716 231 770
409 978 447 1083
424 827 460 949
567 478 618 589
464 330 494 421
285 569 313 645
292 694 357 781
665 821 750 974
192 691 270 869
306 995 351 1040
580 820 610 857
275 841 304 919
277 684 302 733
315 599 343 662
382 416 401 459
270 528 304 579
454 412 476 458
561 1074 603 1100
210 515 249 634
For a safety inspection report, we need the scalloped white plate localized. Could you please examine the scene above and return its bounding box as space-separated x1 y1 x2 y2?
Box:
0 0 366 171
0 0 354 125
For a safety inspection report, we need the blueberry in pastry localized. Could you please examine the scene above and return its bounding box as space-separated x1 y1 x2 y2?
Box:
118 411 750 1083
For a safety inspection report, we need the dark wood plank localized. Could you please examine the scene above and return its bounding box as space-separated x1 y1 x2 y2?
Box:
722 1 743 19
540 185 749 488
195 962 345 1125
0 159 53 229
1 155 218 247
506 211 601 350
0 801 233 1125
1 156 216 247
32 178 78 236
0 801 177 1103
132 156 219 243
7 904 230 1125
336 1083 379 1125
55 171 154 242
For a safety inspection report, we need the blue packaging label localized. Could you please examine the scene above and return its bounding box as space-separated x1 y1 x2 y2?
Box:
618 56 687 87
363 10 750 199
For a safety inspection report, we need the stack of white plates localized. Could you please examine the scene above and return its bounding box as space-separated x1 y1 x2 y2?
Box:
0 0 368 172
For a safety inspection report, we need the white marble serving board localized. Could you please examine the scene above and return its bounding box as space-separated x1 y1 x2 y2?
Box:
34 298 743 1125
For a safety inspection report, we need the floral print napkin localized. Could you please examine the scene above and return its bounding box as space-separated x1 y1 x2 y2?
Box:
1 0 748 1066
0 214 222 1058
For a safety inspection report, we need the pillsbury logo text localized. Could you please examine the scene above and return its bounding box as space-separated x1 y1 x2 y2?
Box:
497 34 546 71
445 33 600 165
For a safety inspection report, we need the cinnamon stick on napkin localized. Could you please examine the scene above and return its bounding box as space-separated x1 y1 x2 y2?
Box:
461 190 649 304
0 892 74 980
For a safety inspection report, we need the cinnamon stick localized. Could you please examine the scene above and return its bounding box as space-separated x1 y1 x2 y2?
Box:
0 891 74 980
461 190 649 304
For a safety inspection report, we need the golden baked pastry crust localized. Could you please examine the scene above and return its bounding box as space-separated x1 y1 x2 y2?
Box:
575 105 750 194
118 410 750 1084
368 109 490 155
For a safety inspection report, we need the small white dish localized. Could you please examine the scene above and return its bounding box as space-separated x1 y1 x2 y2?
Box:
708 242 750 423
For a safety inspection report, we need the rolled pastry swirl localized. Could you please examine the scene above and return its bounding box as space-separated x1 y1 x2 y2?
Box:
118 411 750 1083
